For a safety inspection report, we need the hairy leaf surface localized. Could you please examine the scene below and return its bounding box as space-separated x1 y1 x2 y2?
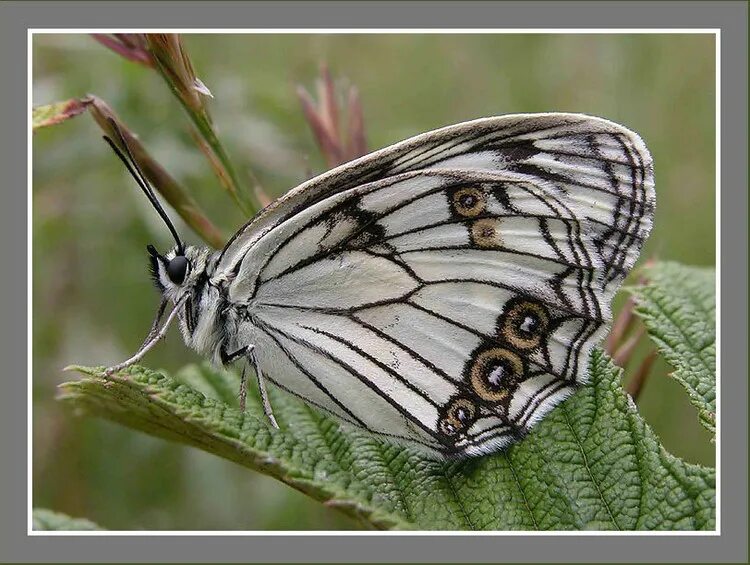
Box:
60 349 715 530
631 262 716 435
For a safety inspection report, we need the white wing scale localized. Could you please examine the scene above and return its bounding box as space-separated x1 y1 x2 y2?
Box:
215 113 654 458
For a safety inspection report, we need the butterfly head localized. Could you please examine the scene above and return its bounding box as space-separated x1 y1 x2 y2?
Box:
147 244 211 299
147 243 188 289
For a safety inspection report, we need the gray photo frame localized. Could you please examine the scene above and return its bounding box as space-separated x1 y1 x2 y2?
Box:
3 1 747 562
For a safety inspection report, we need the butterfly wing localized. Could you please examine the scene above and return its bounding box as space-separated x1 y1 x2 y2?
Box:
218 114 654 457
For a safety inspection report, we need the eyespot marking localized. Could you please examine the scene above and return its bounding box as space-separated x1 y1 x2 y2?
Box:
439 397 478 436
471 218 503 248
451 187 486 217
499 299 550 351
469 347 525 402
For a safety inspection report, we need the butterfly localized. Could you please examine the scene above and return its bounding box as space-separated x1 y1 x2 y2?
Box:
102 113 654 458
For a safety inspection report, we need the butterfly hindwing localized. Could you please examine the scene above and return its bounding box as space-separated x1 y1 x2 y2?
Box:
218 114 654 457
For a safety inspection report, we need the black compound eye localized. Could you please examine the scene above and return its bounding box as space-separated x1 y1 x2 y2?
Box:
166 255 189 285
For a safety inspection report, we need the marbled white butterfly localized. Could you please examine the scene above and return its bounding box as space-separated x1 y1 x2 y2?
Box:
103 113 654 458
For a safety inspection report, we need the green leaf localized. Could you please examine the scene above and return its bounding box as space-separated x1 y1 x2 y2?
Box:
630 262 716 435
59 349 714 530
32 509 103 531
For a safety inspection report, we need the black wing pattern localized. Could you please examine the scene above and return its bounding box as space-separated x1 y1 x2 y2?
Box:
216 114 654 457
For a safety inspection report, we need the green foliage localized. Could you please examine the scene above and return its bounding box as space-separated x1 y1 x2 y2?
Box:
32 509 103 531
60 348 715 531
630 262 716 435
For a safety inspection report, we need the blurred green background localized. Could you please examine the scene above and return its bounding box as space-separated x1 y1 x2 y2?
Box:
33 33 716 530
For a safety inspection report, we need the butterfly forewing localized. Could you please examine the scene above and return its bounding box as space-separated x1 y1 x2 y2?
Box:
218 113 654 458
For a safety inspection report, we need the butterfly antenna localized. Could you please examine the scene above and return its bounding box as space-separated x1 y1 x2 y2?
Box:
102 119 185 255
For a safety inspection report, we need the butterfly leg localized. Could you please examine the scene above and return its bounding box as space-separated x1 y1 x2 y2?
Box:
238 364 249 412
248 346 279 429
220 344 250 408
220 344 278 428
221 345 248 364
